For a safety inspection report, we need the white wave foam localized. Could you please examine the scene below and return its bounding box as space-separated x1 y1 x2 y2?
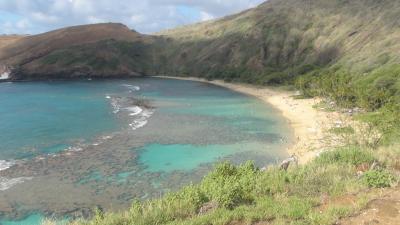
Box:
126 106 143 116
128 109 154 130
110 98 121 114
122 84 140 91
142 110 154 117
129 119 148 130
105 93 154 131
0 160 15 171
66 146 83 152
102 135 113 140
0 177 33 191
0 72 9 80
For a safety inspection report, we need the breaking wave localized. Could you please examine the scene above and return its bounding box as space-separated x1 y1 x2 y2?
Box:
106 95 154 131
110 97 121 114
0 160 15 171
122 84 140 92
129 109 154 130
126 106 143 116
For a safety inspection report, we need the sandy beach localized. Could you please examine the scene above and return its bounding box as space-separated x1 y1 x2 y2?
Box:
156 76 345 164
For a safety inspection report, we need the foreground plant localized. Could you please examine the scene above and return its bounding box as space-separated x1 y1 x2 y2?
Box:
43 145 399 225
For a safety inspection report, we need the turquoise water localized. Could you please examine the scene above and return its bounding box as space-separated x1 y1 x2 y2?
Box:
0 78 292 224
0 214 44 225
0 81 122 159
139 144 240 172
0 213 68 225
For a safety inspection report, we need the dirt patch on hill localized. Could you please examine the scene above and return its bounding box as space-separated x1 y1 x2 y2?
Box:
339 186 400 225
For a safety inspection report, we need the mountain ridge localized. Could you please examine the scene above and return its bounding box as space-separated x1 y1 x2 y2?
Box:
1 0 400 84
0 23 155 79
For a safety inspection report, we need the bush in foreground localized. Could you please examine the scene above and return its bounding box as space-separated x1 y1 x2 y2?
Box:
363 169 397 188
41 146 399 225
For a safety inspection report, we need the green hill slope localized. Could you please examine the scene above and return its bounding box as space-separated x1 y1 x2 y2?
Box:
155 0 400 84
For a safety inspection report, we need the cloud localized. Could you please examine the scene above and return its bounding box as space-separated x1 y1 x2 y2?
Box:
31 12 59 23
0 0 265 34
200 11 214 22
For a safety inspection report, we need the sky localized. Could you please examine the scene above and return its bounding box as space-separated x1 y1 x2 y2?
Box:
0 0 265 35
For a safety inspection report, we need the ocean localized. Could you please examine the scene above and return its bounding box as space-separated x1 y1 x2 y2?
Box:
0 78 292 224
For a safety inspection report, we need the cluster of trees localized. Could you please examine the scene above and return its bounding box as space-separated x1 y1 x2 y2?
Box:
200 62 400 144
295 64 400 144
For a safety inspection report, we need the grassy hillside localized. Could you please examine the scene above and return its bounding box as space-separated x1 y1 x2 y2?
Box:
43 146 398 225
156 0 400 82
0 35 24 49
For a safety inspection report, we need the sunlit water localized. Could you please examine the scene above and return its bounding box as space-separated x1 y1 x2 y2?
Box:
0 78 292 224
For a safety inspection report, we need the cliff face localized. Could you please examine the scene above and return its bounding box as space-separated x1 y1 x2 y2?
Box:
1 0 400 82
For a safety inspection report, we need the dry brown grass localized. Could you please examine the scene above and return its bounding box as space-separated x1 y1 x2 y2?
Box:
0 35 24 50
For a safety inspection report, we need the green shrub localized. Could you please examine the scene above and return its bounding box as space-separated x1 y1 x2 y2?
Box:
363 169 396 188
200 161 258 208
357 103 400 144
294 72 319 97
329 126 355 135
53 160 380 225
314 147 375 166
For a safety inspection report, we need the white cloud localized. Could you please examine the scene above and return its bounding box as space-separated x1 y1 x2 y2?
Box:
31 12 59 23
200 11 214 21
87 16 105 24
131 15 145 24
16 19 30 29
0 0 266 34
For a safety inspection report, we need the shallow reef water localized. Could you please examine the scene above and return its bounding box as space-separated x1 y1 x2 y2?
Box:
0 78 293 224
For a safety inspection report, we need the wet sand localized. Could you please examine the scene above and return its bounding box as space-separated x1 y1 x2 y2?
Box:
156 76 345 164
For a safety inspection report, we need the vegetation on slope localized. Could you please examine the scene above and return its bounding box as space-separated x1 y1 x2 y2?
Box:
43 146 397 225
18 40 154 79
0 23 155 79
156 0 400 84
295 64 400 144
0 35 24 49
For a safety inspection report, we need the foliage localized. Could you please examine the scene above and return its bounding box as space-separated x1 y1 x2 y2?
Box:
314 147 375 166
294 64 400 144
356 103 400 144
200 161 258 208
50 146 381 225
40 40 153 74
329 126 355 135
363 169 397 188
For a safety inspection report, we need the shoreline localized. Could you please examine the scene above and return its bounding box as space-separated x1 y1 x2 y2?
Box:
155 76 344 164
